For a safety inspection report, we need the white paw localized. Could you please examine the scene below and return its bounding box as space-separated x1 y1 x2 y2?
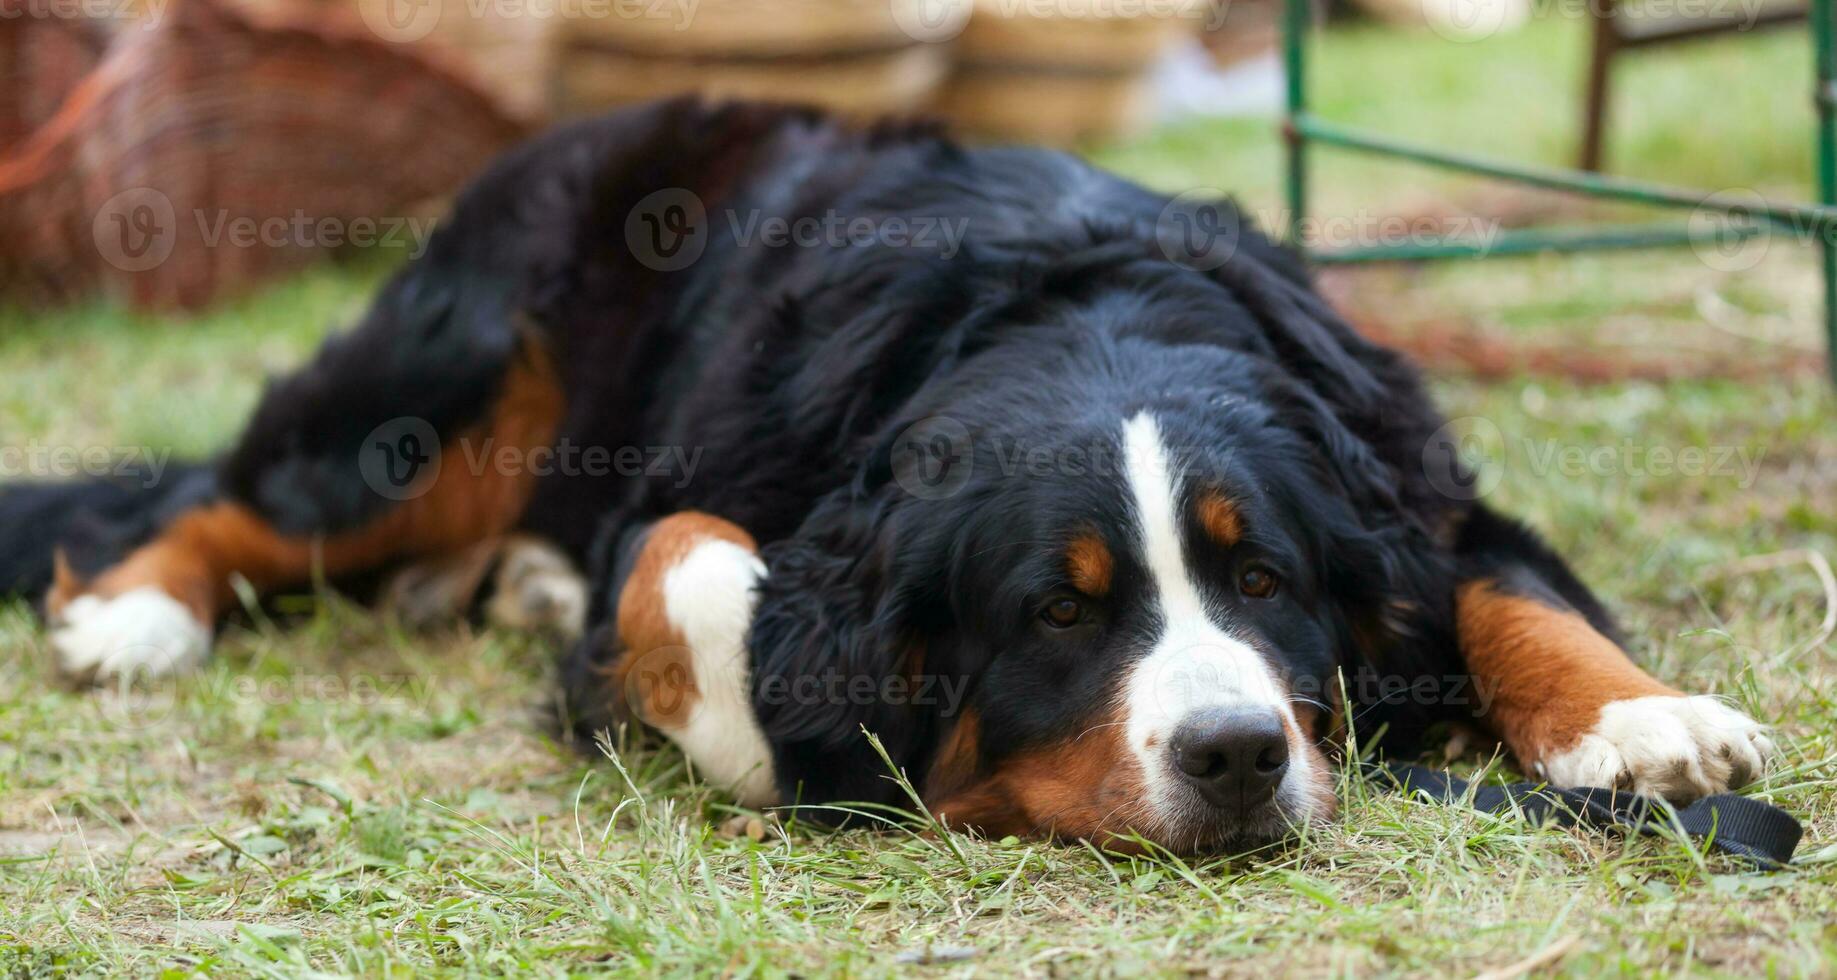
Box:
1540 695 1775 802
484 538 587 641
50 587 212 682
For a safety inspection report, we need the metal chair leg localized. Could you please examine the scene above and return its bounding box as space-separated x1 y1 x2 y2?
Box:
1579 0 1621 173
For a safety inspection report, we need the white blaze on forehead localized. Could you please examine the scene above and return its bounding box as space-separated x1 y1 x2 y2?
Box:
1120 414 1215 631
1117 413 1307 799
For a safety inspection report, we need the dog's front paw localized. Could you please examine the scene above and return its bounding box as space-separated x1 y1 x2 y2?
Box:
49 587 212 683
1538 695 1775 803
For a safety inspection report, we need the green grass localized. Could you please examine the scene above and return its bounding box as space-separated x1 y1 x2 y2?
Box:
3 15 1836 977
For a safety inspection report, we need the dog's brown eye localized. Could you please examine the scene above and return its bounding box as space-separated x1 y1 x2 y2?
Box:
1239 567 1279 599
1042 598 1084 628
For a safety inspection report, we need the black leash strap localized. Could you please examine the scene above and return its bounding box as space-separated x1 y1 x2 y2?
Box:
1365 762 1802 869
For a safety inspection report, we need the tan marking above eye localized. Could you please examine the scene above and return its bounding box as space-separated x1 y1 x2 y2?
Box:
1195 489 1243 549
1065 531 1112 597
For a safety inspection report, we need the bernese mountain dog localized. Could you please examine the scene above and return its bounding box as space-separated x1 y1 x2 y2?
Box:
0 98 1773 853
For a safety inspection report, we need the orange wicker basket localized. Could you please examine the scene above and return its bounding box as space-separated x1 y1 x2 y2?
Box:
938 0 1207 145
555 0 949 118
0 0 529 310
0 7 108 153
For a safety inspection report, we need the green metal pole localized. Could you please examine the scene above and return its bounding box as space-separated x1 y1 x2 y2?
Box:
1283 0 1309 248
1815 0 1837 383
1294 114 1837 233
1313 221 1759 264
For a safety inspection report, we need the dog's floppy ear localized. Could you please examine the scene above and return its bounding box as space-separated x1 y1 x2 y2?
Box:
1256 376 1455 682
1178 221 1420 525
1265 377 1409 524
748 463 948 813
1178 202 1423 426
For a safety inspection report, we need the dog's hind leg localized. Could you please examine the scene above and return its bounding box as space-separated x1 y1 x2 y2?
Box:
1452 506 1774 803
25 100 849 682
46 324 566 682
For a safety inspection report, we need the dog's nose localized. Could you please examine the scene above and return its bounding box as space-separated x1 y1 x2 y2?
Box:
1169 706 1290 808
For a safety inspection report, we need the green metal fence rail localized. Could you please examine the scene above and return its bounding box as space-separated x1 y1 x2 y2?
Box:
1280 0 1837 383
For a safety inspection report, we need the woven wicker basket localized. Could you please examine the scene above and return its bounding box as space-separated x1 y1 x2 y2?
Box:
939 0 1206 145
955 0 1199 69
200 0 555 121
0 8 108 153
556 0 948 118
347 0 555 121
938 71 1152 147
0 0 528 310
